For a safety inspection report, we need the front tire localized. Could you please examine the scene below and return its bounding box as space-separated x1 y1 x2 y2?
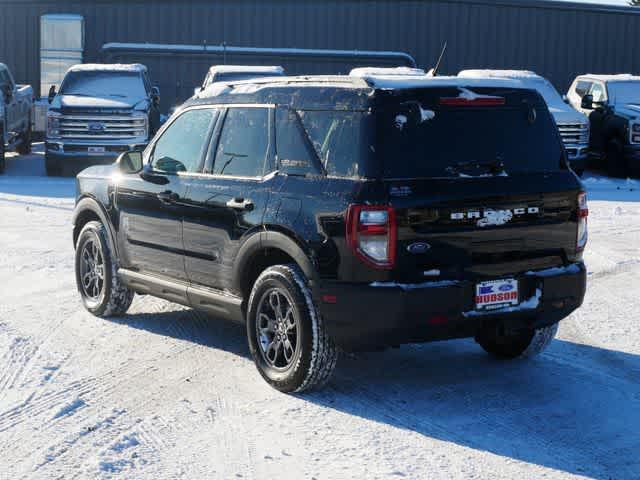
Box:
247 264 338 393
75 221 134 317
16 123 32 154
477 323 558 359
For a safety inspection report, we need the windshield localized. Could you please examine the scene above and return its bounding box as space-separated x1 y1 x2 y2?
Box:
608 81 640 105
60 71 147 99
376 87 565 178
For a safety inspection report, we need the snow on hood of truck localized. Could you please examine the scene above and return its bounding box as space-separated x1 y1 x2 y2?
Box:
349 67 426 77
458 69 541 80
66 63 147 73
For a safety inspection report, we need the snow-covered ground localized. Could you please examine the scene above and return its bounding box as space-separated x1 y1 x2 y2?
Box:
1 146 639 479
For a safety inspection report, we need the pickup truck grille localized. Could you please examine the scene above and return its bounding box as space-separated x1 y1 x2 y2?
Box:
557 123 589 147
58 115 146 140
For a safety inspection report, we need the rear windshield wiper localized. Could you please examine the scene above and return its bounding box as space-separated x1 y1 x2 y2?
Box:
446 158 506 176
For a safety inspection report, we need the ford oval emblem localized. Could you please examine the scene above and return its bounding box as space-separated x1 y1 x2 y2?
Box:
407 242 431 254
88 122 106 132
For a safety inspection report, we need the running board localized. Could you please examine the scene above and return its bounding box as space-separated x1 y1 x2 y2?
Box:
118 269 244 323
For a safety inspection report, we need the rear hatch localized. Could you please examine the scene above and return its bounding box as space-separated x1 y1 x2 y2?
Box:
373 85 583 281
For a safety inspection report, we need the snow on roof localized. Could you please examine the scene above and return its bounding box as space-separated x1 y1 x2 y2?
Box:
67 63 147 74
578 74 640 83
208 65 284 75
349 67 426 77
458 69 543 81
356 74 525 90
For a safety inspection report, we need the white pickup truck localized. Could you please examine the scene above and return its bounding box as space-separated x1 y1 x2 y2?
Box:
0 63 33 173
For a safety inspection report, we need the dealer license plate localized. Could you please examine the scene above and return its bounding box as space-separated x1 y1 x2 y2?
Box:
475 278 519 311
87 146 105 156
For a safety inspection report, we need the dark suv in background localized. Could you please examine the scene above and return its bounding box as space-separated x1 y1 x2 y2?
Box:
72 73 587 392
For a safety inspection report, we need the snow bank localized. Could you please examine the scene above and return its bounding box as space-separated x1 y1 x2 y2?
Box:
458 69 541 80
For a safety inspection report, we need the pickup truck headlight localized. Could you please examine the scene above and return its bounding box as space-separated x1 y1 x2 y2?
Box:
131 114 148 138
47 111 62 139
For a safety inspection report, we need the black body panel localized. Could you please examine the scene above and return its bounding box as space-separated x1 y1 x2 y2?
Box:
73 78 587 351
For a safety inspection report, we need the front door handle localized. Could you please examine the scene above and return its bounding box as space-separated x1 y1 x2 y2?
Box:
226 197 254 211
157 190 180 204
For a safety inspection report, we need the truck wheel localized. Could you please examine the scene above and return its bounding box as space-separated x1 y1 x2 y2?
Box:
16 122 32 155
606 139 628 178
477 322 558 359
75 221 134 317
247 264 338 393
45 154 62 176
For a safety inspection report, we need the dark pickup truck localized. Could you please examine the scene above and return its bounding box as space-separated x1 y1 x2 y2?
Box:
72 73 587 392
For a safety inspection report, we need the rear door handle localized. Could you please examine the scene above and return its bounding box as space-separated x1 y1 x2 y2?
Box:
226 197 254 211
157 191 180 204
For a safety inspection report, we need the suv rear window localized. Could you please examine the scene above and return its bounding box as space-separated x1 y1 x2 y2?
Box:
376 87 565 178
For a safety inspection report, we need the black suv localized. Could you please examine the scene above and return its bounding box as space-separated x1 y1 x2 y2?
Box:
72 74 588 392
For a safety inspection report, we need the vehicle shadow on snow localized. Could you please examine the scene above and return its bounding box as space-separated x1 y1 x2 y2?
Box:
310 338 640 479
104 308 640 479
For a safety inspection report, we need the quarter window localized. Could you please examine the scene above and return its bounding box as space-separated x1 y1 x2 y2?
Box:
152 108 217 174
213 107 270 177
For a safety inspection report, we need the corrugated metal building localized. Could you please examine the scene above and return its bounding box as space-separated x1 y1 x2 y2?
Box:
1 0 639 110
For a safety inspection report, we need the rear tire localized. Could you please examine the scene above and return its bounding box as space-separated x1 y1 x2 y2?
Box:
16 123 32 154
45 154 62 176
477 322 558 359
75 221 134 317
246 264 338 393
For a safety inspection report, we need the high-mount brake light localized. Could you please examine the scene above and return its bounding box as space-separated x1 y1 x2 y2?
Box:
577 192 589 251
346 205 397 269
439 97 506 106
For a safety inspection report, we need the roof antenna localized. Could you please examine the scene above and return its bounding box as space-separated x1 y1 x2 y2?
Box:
426 42 447 77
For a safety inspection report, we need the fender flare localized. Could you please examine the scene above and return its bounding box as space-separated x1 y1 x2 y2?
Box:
72 196 118 255
232 229 319 295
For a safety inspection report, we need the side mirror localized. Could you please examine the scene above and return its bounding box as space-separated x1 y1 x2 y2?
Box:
1 84 12 102
139 163 170 185
48 85 56 104
581 94 594 110
151 86 160 103
193 87 201 96
117 150 144 173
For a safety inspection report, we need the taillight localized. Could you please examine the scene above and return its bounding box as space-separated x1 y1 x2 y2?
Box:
346 205 397 269
577 192 588 251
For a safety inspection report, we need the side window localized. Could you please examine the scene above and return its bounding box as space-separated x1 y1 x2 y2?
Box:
590 83 607 103
0 68 9 87
213 107 270 177
298 110 366 178
152 108 217 174
275 108 321 176
575 80 592 98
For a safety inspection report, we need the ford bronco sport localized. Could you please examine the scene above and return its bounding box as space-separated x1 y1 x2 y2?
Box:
72 73 587 392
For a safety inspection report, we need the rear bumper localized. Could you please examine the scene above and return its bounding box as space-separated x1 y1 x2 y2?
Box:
316 262 586 351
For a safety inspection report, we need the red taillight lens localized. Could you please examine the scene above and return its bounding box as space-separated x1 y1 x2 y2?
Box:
577 192 588 251
346 205 397 269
